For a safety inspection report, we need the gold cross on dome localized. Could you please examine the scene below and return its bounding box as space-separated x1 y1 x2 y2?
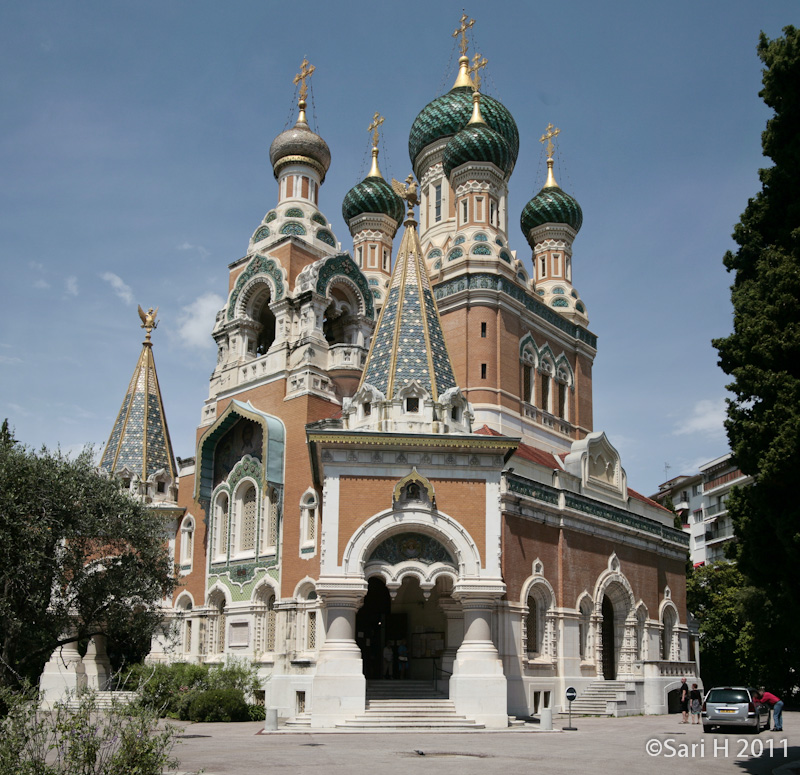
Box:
540 123 561 158
452 14 475 56
368 111 385 147
293 57 316 102
469 52 488 91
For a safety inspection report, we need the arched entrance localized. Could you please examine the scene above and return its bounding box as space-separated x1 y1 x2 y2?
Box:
356 574 453 683
601 595 616 680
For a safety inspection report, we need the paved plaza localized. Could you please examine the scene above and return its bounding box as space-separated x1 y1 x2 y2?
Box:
168 712 798 775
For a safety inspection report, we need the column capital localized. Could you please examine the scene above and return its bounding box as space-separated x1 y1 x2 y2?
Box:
452 579 506 605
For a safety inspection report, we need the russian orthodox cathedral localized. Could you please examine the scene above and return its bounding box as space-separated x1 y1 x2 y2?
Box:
98 19 694 726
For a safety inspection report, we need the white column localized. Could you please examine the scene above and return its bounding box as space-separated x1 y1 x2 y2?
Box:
449 583 508 728
310 579 368 728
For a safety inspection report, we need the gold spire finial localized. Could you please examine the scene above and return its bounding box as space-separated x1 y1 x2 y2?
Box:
452 14 475 57
469 52 487 92
137 304 158 343
540 123 561 188
367 112 385 178
368 111 385 148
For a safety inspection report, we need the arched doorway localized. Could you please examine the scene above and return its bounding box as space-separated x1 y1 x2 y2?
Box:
356 575 452 684
601 595 616 680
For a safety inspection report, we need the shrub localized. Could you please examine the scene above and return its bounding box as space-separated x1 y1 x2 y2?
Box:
121 659 261 720
0 684 195 775
247 703 266 721
187 689 249 723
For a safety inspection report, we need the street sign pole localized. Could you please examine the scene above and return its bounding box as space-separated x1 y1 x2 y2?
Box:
564 686 578 731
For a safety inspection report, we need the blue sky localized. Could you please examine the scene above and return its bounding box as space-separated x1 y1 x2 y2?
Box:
1 1 797 495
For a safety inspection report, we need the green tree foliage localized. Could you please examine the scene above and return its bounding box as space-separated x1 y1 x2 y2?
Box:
712 26 800 697
686 563 757 688
0 430 175 687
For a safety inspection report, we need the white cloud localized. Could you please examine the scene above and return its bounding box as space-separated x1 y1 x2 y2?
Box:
0 355 22 365
177 242 210 259
100 272 134 305
673 398 727 438
176 293 224 350
33 278 50 289
29 260 45 272
65 276 78 296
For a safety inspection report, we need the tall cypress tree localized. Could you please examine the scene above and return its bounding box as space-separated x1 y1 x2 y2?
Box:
713 26 800 695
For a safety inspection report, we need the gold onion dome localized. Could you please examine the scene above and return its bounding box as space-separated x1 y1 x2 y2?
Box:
269 98 332 182
342 147 404 227
442 91 512 177
408 56 519 178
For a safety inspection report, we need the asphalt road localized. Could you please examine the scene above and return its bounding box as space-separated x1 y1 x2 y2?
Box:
167 711 797 775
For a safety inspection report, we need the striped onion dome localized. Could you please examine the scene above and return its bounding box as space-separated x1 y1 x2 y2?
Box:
442 91 512 177
342 149 404 226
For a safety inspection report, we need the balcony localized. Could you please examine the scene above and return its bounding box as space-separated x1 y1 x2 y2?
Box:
705 501 728 518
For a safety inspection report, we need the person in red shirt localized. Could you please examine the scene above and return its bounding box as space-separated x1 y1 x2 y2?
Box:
754 690 783 731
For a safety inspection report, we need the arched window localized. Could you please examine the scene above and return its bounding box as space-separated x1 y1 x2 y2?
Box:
661 606 677 661
234 482 257 556
260 486 278 555
539 360 553 413
524 582 555 660
206 590 226 658
213 493 229 562
579 597 592 661
253 585 276 656
300 491 318 554
179 515 195 573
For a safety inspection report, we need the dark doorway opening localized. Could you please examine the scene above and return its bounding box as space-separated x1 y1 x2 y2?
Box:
355 578 408 679
602 595 616 680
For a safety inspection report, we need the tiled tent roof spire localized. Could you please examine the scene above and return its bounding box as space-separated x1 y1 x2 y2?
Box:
99 308 176 482
358 178 457 401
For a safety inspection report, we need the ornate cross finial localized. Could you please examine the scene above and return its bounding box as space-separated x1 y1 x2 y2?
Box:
469 52 488 91
368 111 385 148
452 13 475 57
540 123 561 159
293 57 316 103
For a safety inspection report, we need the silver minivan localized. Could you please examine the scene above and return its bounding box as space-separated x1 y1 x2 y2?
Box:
702 687 770 733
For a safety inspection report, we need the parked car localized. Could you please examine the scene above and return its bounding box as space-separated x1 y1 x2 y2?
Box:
702 687 771 733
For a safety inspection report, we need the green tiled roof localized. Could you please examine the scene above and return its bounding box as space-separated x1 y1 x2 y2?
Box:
100 338 176 482
408 86 519 172
360 217 456 401
521 186 583 244
443 120 512 177
342 176 404 226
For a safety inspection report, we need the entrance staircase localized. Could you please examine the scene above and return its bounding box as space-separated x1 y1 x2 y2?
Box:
566 681 628 716
334 680 484 729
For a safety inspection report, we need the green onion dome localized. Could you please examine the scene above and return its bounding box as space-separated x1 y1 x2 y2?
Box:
520 159 583 247
269 99 331 182
409 86 519 176
342 147 404 228
442 92 512 178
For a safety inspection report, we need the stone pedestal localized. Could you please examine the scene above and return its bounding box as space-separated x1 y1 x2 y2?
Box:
83 635 112 690
39 639 85 709
449 584 508 728
310 580 367 728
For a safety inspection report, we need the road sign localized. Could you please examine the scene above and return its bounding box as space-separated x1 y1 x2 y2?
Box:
566 687 577 702
564 686 578 731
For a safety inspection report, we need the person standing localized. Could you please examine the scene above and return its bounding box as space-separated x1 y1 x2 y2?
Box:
397 639 409 679
679 678 690 723
689 683 702 724
382 642 394 679
754 690 783 731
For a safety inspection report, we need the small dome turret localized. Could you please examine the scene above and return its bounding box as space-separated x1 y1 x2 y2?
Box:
521 126 582 247
342 147 404 226
269 99 331 182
